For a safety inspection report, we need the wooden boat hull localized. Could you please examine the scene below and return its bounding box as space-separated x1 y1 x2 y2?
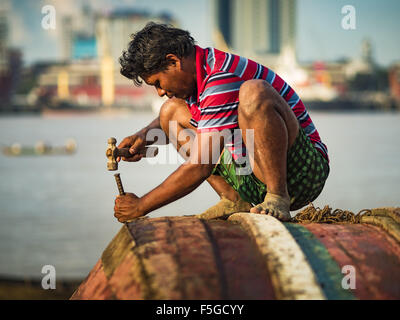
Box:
71 208 400 300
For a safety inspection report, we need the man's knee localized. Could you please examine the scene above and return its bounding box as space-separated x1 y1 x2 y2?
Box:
159 98 195 143
159 99 177 132
239 80 277 117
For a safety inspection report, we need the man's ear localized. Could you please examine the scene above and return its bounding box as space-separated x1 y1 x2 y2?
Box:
166 54 181 68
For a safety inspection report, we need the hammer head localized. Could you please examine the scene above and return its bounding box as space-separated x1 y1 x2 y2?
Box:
106 137 117 171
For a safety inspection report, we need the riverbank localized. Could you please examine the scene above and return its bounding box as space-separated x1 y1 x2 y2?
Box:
0 276 82 300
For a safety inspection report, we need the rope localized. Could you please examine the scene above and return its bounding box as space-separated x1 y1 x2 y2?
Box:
291 203 372 224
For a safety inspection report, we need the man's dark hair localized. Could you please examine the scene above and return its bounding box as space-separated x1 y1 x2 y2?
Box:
119 22 196 86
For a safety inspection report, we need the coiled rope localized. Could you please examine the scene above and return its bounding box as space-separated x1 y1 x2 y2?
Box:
291 203 372 224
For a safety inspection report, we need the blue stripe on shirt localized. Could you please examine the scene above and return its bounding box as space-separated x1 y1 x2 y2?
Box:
266 69 276 84
234 56 248 77
200 80 244 102
198 114 238 129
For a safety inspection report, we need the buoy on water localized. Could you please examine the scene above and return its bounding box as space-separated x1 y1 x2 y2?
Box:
2 139 77 156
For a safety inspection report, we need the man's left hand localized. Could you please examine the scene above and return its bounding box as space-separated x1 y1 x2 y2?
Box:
114 192 144 223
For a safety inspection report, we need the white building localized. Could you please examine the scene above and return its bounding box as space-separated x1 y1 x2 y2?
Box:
345 39 377 79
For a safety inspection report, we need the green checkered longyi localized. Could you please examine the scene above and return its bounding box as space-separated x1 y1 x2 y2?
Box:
212 128 330 210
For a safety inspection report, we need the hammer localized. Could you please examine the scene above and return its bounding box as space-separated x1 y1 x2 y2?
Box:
106 137 159 195
106 137 130 223
106 137 131 196
106 137 134 172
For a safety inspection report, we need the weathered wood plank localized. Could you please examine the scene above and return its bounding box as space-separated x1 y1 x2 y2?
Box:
304 223 400 299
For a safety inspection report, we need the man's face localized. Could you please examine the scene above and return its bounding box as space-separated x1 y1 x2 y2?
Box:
143 54 196 100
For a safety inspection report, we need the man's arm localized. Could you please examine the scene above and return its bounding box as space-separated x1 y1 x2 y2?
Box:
117 116 168 162
140 161 213 213
114 130 226 222
137 116 168 146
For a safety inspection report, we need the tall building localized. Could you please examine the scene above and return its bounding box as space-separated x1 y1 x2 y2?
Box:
96 9 175 107
61 5 97 62
0 1 9 73
0 1 11 109
96 9 175 69
61 16 73 61
211 0 297 71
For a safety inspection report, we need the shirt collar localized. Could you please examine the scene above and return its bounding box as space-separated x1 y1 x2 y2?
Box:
194 45 207 103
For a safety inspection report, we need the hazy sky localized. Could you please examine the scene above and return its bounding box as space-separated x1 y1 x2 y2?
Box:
297 0 400 65
5 0 400 66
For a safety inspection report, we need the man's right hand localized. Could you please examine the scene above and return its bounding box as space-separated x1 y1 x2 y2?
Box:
117 132 147 162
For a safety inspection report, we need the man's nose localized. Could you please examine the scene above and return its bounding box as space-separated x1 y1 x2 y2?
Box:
156 88 166 97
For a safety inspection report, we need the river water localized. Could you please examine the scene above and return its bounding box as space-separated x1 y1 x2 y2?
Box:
0 111 399 279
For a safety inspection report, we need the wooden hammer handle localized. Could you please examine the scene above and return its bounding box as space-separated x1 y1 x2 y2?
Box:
114 147 158 159
114 147 133 159
114 173 125 196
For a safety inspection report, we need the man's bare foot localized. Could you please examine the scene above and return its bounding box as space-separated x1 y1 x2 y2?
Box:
195 197 252 220
250 193 291 222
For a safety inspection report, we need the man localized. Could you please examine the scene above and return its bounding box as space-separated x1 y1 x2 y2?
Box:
114 22 329 223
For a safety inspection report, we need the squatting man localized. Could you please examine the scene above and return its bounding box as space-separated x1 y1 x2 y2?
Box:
114 23 330 223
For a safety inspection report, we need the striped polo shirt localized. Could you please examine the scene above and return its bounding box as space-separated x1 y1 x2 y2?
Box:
185 45 329 163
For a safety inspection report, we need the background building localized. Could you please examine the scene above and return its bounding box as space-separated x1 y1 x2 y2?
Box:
61 5 97 62
96 9 175 108
211 1 393 109
389 63 400 109
211 0 311 98
0 1 23 111
0 3 9 73
35 7 175 110
211 0 297 72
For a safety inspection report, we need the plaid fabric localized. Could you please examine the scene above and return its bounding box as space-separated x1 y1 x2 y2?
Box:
212 128 330 211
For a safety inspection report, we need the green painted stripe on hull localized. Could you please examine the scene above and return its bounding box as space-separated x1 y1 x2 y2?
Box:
284 223 356 300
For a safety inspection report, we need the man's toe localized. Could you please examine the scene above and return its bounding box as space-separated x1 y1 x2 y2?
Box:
282 212 291 222
274 211 285 220
275 211 290 221
250 206 261 213
267 209 275 217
